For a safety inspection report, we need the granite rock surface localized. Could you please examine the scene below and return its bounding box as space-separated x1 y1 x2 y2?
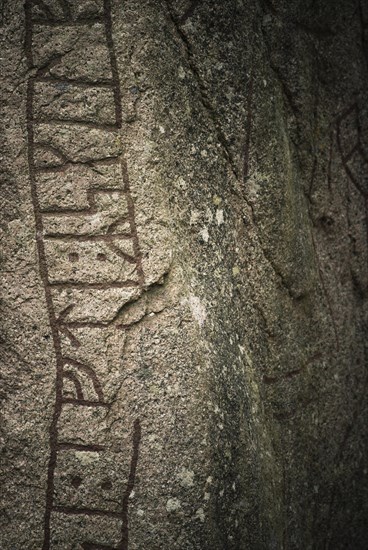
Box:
1 0 368 548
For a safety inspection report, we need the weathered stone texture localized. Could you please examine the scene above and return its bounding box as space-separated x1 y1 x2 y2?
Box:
1 0 367 549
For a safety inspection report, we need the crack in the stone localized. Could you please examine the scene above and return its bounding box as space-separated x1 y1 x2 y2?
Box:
269 62 299 119
179 0 201 25
305 158 341 352
164 2 240 181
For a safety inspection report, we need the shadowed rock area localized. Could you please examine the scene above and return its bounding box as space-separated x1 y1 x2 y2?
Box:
1 0 367 548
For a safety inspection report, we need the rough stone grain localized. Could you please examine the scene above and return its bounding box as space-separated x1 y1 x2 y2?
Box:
1 0 367 549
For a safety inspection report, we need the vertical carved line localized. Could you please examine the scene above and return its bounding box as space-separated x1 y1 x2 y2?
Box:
103 0 122 129
103 0 145 288
103 4 145 543
24 4 64 549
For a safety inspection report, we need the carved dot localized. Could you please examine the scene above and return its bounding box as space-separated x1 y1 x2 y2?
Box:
71 475 82 488
97 253 107 262
68 252 79 262
101 479 112 490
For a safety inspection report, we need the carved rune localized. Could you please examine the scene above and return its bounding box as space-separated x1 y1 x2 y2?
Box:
25 1 144 548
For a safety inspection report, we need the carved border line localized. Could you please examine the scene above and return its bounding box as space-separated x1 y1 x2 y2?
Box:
25 4 65 547
25 1 144 548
